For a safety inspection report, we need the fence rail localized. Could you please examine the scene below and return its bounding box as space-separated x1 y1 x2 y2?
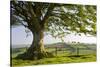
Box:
46 46 96 56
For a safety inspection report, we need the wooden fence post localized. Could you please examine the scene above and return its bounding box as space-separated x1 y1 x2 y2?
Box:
55 47 57 56
76 48 79 56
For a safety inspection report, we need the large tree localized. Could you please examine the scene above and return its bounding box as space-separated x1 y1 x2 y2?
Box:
11 1 96 60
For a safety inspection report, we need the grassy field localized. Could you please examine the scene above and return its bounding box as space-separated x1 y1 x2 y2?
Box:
11 43 96 67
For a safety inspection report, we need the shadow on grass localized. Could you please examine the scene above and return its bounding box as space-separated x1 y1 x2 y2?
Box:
62 55 92 59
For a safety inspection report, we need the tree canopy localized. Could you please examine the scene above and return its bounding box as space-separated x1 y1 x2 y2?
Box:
11 1 96 38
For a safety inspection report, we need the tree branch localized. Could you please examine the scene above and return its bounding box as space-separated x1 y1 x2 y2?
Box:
41 3 55 25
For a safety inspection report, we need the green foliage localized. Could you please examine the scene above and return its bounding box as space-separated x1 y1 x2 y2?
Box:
11 1 96 37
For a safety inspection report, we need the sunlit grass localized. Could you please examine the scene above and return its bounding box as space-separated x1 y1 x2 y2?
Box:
12 53 96 66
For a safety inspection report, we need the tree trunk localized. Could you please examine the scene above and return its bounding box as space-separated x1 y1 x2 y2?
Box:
16 29 54 60
26 30 47 59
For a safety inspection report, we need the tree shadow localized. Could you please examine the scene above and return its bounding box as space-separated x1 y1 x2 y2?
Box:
63 55 91 59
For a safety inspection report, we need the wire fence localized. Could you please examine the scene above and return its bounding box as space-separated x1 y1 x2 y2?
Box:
46 45 96 56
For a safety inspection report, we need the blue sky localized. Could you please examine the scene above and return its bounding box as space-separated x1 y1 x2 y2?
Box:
11 26 96 45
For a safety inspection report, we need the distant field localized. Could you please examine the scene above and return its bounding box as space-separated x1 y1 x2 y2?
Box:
11 43 96 66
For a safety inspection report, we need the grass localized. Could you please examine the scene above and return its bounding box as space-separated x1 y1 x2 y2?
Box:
11 44 96 67
12 53 96 66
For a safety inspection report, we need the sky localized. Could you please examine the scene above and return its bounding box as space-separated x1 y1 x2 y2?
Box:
11 26 96 45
